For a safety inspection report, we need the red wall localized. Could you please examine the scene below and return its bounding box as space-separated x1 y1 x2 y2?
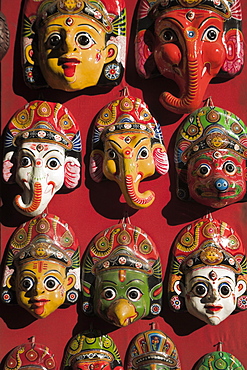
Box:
1 1 247 369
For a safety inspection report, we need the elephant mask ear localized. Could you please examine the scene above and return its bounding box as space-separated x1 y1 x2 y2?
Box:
220 28 244 79
90 150 104 183
64 157 81 189
153 145 169 175
3 151 15 183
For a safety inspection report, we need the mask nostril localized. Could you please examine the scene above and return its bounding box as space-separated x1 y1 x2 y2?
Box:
214 178 229 191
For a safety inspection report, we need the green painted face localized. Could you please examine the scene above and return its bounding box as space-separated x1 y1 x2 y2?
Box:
138 365 171 370
196 351 245 370
94 269 150 327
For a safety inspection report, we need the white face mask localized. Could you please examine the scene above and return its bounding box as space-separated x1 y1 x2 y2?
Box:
15 142 66 216
183 266 246 325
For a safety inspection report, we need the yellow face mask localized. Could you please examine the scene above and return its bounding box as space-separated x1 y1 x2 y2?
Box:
37 14 117 91
14 260 75 318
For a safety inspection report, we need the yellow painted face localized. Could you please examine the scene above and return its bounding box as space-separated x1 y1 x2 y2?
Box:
37 14 116 91
103 132 155 180
14 260 75 318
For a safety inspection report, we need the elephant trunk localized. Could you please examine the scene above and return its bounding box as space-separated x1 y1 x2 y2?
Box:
160 58 203 114
124 174 155 209
14 182 43 216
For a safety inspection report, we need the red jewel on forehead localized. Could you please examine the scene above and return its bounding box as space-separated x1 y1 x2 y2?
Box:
209 270 217 281
37 144 44 152
65 17 74 26
186 11 195 21
125 136 132 144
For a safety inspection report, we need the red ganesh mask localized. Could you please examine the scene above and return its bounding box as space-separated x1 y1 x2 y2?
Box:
2 100 82 217
135 0 244 114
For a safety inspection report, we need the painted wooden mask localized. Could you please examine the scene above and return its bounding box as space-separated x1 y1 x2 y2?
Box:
168 214 247 325
62 330 123 370
4 339 57 370
81 221 163 327
2 100 82 217
22 0 126 91
1 213 80 318
174 105 247 208
126 328 181 370
90 94 169 209
135 0 244 114
194 343 245 370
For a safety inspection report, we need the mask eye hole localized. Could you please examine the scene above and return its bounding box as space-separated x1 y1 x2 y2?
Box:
47 33 62 49
102 287 116 301
192 282 208 298
21 277 34 291
44 276 60 291
219 282 232 298
223 161 237 175
20 156 32 168
127 288 143 301
202 26 220 42
160 28 178 43
107 149 117 160
75 32 95 49
137 146 149 159
46 157 61 170
197 164 211 177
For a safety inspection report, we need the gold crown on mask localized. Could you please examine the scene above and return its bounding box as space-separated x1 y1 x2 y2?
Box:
36 0 113 33
150 0 234 20
13 237 73 267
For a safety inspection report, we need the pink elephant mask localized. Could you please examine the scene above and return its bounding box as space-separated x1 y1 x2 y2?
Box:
135 0 244 114
2 100 82 217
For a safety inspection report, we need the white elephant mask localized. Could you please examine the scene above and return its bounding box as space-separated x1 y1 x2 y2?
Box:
3 100 82 217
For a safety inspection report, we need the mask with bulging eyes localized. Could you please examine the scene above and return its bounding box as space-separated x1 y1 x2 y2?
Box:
174 105 247 208
81 221 163 327
2 100 82 217
168 214 247 325
135 0 244 114
1 213 80 319
22 0 126 91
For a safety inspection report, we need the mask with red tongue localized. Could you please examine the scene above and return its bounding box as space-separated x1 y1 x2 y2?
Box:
168 214 247 325
1 213 81 319
22 0 126 92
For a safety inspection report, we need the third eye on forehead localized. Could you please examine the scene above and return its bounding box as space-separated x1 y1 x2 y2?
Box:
46 22 102 35
188 274 235 285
